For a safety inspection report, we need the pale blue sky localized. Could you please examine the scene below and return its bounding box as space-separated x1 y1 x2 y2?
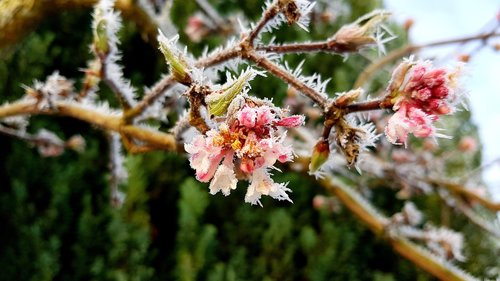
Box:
384 0 500 199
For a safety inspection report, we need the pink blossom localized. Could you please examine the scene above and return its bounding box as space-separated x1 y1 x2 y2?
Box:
385 57 463 145
275 115 305 127
184 134 223 182
185 103 304 206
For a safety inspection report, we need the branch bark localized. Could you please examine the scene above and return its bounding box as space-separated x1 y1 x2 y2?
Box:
0 99 177 151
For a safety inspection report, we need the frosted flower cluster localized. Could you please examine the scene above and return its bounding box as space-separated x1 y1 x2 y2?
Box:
385 57 464 146
185 101 305 206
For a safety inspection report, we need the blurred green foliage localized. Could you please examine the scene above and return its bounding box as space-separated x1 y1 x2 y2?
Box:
0 1 498 280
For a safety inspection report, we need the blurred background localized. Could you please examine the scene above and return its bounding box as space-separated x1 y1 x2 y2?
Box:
0 0 499 280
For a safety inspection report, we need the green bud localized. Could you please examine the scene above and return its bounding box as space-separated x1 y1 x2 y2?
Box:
93 20 110 55
309 139 330 173
157 32 191 84
206 69 256 116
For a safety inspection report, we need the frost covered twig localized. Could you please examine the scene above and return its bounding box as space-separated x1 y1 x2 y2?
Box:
243 51 329 109
195 0 226 28
354 31 500 89
247 0 280 44
108 132 127 207
124 46 239 121
0 99 177 151
0 125 84 157
321 177 478 281
257 9 392 54
429 178 500 212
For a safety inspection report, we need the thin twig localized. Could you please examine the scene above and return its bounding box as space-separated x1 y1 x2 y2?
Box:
354 32 500 89
344 97 393 113
428 178 500 212
256 39 360 54
108 132 127 207
460 157 500 181
453 196 500 238
0 99 178 151
101 60 134 110
124 47 239 121
243 50 329 109
247 1 279 45
0 125 64 148
320 177 478 281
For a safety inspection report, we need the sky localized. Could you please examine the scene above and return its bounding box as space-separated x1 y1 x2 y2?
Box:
384 0 500 200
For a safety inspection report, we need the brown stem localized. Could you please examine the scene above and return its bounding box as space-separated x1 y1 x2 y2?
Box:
243 51 329 109
247 1 279 45
344 98 393 113
257 39 358 54
124 75 176 121
444 194 500 238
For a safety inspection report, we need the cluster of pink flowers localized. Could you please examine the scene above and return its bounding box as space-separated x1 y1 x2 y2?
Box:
385 57 463 145
185 103 305 206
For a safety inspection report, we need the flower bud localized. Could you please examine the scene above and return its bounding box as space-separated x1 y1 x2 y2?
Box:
157 31 192 84
457 54 470 63
185 14 211 43
93 20 110 56
333 10 391 51
206 68 261 116
334 88 363 107
35 129 65 157
309 138 330 173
